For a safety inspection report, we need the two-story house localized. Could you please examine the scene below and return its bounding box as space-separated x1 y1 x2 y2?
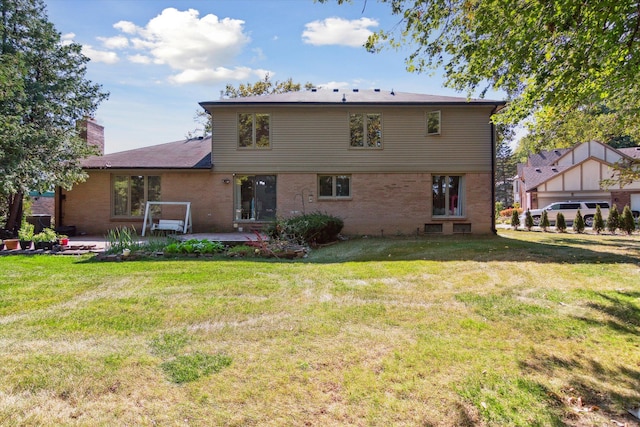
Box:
514 140 640 212
57 89 504 236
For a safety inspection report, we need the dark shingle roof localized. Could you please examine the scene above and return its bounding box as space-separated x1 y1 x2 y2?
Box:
618 147 640 159
527 148 570 167
521 165 571 191
82 137 212 169
200 89 505 108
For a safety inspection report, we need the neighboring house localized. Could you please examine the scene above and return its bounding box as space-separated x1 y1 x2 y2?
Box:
59 89 504 235
514 140 640 212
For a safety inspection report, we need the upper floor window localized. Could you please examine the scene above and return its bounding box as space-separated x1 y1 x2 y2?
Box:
112 175 161 217
318 175 351 199
427 110 441 135
432 175 464 217
350 113 382 148
238 113 270 148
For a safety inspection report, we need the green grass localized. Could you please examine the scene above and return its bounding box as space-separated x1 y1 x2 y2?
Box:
0 230 639 426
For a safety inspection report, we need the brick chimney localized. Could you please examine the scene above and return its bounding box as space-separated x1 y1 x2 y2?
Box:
79 118 105 155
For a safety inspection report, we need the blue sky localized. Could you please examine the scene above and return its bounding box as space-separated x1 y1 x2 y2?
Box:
46 0 505 153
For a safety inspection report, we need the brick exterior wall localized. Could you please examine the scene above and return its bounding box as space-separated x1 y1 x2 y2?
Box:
60 171 493 236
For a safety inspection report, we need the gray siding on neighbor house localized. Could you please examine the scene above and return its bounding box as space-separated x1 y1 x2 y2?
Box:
211 105 495 174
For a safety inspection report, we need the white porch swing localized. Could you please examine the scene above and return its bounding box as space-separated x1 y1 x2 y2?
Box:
141 201 192 237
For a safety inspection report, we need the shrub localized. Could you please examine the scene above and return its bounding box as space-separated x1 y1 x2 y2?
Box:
556 213 567 232
267 212 344 245
163 239 224 255
620 205 636 235
510 209 520 230
499 207 523 218
607 204 620 234
495 201 504 220
573 209 585 233
593 205 605 234
540 210 550 231
524 209 534 231
226 244 256 257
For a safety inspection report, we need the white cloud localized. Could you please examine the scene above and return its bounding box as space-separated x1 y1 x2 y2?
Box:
168 66 269 85
106 8 258 84
81 45 119 64
128 54 152 64
302 17 378 47
98 35 129 49
113 20 137 34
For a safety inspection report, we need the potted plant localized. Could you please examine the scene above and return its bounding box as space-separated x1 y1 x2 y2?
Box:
17 222 34 250
33 228 58 250
3 238 19 250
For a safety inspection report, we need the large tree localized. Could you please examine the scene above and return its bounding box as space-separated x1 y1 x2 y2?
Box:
495 125 517 207
322 0 640 180
0 0 108 233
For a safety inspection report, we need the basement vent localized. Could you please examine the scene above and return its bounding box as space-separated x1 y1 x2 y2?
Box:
374 88 380 92
424 223 443 233
311 88 317 92
333 88 339 92
453 223 472 234
353 89 359 92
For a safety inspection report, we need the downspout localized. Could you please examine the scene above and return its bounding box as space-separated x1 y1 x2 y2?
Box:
490 105 499 235
56 186 64 227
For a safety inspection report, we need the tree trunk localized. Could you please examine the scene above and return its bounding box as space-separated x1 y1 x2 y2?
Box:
5 191 23 233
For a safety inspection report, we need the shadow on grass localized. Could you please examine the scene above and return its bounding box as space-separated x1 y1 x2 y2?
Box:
75 232 640 265
517 288 640 425
520 352 640 426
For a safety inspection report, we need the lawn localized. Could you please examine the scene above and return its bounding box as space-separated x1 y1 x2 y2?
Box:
1 230 639 426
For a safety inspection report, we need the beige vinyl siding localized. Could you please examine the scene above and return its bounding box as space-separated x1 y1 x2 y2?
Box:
211 105 494 173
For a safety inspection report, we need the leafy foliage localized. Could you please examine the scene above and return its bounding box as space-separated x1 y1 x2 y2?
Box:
163 239 225 255
17 221 34 241
267 212 344 245
0 0 108 230
33 227 57 243
104 226 142 254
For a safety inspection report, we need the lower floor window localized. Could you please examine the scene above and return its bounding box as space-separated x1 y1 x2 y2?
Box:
235 175 277 221
318 175 351 198
432 175 464 216
112 175 161 217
